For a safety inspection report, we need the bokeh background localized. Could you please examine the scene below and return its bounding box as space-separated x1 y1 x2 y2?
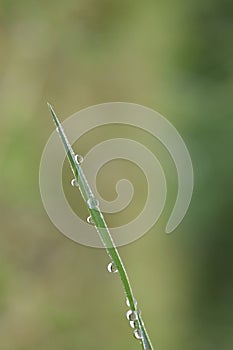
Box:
0 0 233 349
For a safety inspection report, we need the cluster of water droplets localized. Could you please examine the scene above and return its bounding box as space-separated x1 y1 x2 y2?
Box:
125 298 143 341
70 152 144 344
68 148 146 345
107 263 143 342
70 154 100 226
86 197 99 225
70 154 84 188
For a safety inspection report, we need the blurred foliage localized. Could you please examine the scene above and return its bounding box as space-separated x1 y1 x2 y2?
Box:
0 0 232 349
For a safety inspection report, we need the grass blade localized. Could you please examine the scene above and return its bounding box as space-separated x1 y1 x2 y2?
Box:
47 103 155 350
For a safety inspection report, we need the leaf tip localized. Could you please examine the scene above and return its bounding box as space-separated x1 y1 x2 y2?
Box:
47 102 59 127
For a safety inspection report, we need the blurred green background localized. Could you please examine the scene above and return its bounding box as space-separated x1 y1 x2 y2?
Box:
0 0 232 349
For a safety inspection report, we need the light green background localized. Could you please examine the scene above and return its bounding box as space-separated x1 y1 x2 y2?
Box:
0 1 232 349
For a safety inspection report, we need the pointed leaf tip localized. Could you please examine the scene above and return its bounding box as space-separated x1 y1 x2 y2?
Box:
47 102 59 127
47 102 54 112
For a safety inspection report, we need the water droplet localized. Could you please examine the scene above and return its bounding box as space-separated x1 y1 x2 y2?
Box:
133 329 142 340
56 127 59 133
87 196 99 209
107 262 118 273
87 215 94 225
75 154 83 164
126 297 138 308
71 178 79 187
129 321 137 329
126 310 138 322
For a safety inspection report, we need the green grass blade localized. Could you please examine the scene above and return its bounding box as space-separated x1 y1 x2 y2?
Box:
47 103 154 350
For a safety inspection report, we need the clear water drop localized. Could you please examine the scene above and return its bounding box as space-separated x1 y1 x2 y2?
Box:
129 320 136 329
133 329 142 340
87 196 99 209
107 262 118 273
126 310 138 322
71 178 79 187
87 215 94 225
75 154 83 164
56 127 59 133
126 297 138 308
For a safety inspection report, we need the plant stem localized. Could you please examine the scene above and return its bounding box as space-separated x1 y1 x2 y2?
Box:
48 103 154 350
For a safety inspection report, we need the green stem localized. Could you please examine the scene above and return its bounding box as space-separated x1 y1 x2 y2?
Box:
48 103 154 350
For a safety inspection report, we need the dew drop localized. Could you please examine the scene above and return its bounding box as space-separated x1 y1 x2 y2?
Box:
133 329 142 340
126 297 138 308
87 215 94 225
87 196 99 209
75 154 83 164
56 127 59 133
129 320 136 329
71 178 79 187
107 262 118 273
126 310 138 322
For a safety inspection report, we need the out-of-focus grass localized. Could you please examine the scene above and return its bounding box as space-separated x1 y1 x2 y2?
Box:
0 0 232 349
